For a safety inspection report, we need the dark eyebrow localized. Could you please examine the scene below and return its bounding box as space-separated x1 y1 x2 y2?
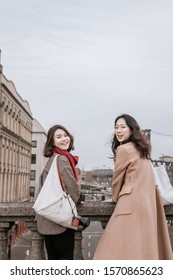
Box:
115 124 126 127
56 132 68 136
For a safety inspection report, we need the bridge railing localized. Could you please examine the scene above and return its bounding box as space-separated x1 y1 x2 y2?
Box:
0 201 173 260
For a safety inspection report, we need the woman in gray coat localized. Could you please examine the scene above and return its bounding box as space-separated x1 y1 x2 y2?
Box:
36 124 84 260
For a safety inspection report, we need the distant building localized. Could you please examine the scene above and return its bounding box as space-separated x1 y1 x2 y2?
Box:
84 168 113 186
159 156 173 163
30 119 48 201
159 156 173 185
0 63 33 202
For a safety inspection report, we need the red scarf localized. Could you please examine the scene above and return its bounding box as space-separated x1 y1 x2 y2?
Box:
53 147 79 181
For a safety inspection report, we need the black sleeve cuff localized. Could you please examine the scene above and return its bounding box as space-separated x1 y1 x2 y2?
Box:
76 193 85 205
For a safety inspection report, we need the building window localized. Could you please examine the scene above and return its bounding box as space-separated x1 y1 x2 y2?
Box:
32 140 37 148
30 170 36 180
29 186 35 197
31 154 36 164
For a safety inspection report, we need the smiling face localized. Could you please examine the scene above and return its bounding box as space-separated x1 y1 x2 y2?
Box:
53 128 71 151
115 117 132 143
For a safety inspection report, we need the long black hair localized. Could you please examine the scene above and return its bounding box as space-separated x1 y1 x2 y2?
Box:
111 114 151 159
44 125 74 157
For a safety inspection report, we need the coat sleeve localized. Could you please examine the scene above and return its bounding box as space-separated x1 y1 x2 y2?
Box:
112 146 131 202
57 155 81 203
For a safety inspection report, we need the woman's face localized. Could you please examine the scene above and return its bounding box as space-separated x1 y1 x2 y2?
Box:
115 117 132 143
53 129 71 151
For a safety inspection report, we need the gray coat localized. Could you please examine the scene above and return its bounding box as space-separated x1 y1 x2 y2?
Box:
36 154 81 235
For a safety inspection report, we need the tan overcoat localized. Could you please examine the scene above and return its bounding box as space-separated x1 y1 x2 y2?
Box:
94 142 173 260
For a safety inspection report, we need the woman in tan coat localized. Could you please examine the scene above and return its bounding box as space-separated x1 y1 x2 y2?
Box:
36 124 84 260
94 114 173 260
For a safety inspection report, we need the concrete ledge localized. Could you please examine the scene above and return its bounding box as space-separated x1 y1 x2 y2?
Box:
0 201 173 219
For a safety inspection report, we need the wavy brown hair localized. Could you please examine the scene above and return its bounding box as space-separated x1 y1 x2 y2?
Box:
111 114 151 159
44 125 74 157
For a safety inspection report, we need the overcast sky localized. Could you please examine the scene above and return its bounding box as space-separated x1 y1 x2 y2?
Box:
1 0 173 170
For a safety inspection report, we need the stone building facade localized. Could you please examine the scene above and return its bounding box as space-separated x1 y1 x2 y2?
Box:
30 118 48 201
0 64 33 202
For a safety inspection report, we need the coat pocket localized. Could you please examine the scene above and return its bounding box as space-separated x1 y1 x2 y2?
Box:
115 185 133 217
